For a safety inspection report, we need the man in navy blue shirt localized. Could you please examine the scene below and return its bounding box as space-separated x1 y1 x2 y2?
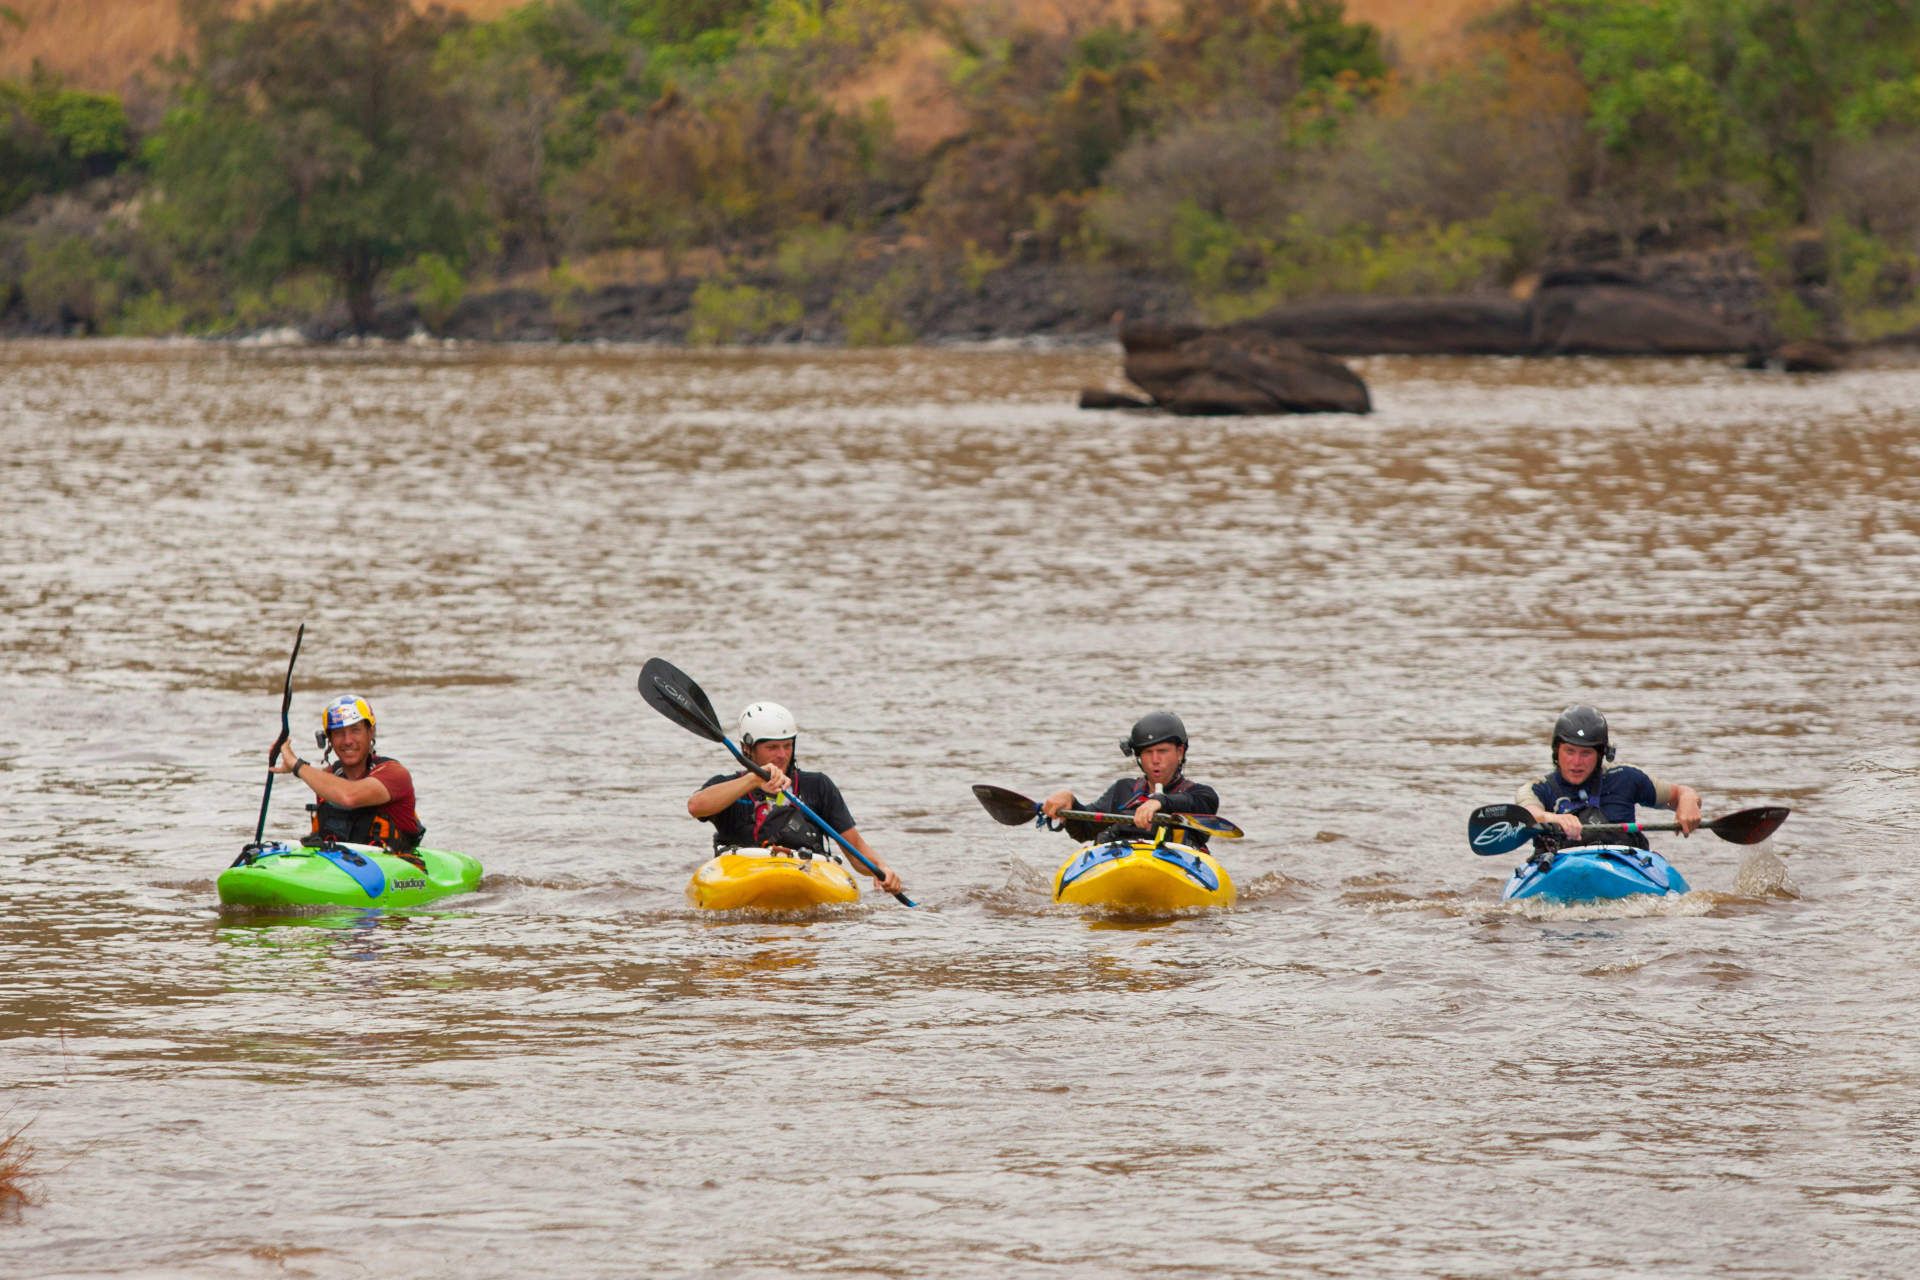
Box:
1040 711 1220 848
1518 705 1701 849
685 700 905 895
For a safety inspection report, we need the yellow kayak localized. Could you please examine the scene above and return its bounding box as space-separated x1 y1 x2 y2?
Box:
687 849 861 911
1052 839 1235 912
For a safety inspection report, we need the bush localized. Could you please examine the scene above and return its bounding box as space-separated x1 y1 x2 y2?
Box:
390 252 468 330
773 223 853 283
113 290 192 337
555 42 912 260
0 73 134 215
1820 223 1920 340
686 275 802 343
1820 131 1920 249
958 239 1008 294
20 231 117 330
1085 115 1301 268
834 262 918 345
542 260 590 338
229 274 334 331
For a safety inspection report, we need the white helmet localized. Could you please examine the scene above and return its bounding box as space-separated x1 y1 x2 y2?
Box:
738 701 799 747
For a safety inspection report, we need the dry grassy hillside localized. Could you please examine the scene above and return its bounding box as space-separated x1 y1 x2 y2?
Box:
1 0 1503 93
0 0 521 89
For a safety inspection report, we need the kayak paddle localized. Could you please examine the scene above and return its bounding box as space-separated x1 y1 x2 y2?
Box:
239 623 304 862
1467 802 1789 856
973 783 1245 843
638 657 917 907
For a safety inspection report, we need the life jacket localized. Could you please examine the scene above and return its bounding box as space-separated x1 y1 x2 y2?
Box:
305 754 425 851
1097 775 1209 848
749 792 825 854
1530 767 1650 851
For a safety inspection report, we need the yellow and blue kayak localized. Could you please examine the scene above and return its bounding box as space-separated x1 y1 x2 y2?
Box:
688 849 861 911
219 840 483 909
1052 839 1235 912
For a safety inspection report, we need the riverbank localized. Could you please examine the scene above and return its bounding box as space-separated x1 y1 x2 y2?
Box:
4 178 1914 355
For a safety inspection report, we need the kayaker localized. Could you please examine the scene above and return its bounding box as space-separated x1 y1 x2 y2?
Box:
272 694 426 862
685 701 906 895
1039 711 1220 847
1518 705 1701 849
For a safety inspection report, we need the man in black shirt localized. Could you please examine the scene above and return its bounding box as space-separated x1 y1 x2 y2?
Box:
685 700 906 895
1040 711 1221 848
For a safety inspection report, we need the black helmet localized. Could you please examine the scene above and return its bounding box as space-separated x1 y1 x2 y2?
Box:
1551 704 1615 764
1121 711 1189 757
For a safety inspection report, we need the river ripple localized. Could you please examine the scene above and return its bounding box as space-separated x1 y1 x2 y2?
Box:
2 340 1918 1277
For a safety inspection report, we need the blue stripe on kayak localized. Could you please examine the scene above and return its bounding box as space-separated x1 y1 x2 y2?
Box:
1152 847 1220 891
314 846 386 899
1058 843 1132 889
245 843 302 861
1595 846 1670 890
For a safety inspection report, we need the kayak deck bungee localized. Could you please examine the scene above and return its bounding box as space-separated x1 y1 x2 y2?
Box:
1052 839 1236 912
1503 844 1689 903
219 841 483 910
688 848 861 911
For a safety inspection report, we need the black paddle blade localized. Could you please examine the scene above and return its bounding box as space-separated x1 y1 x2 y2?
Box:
638 658 726 743
973 784 1041 827
1468 803 1539 855
1707 806 1790 845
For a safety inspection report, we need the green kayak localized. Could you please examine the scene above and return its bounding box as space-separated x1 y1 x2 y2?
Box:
218 840 483 910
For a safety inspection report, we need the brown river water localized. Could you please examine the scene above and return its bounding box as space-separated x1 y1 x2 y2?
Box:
3 339 1919 1278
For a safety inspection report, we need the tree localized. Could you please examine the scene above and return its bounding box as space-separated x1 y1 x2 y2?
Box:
0 68 132 215
1538 0 1920 237
146 0 483 331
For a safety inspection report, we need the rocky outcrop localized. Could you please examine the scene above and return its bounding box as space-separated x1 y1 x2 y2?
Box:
1077 387 1154 410
1745 340 1846 372
1238 296 1535 355
1528 281 1755 354
1113 321 1371 415
1244 259 1766 360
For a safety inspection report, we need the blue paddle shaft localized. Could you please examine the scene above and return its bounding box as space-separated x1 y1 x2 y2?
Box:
720 735 917 908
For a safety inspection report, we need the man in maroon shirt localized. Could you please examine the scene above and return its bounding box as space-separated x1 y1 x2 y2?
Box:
273 694 425 860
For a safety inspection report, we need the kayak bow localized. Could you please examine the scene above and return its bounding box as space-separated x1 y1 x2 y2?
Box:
1502 845 1690 903
687 849 861 911
1052 839 1236 912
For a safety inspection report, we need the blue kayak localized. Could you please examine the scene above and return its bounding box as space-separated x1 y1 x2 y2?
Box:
1503 845 1690 902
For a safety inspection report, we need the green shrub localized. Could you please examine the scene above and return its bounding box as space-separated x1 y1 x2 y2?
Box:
540 260 590 338
1822 223 1920 340
230 274 334 330
958 239 1008 294
1169 201 1245 295
0 73 133 215
390 252 468 330
686 276 801 343
1766 289 1822 342
773 224 852 283
834 263 918 345
112 291 192 337
21 232 117 330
